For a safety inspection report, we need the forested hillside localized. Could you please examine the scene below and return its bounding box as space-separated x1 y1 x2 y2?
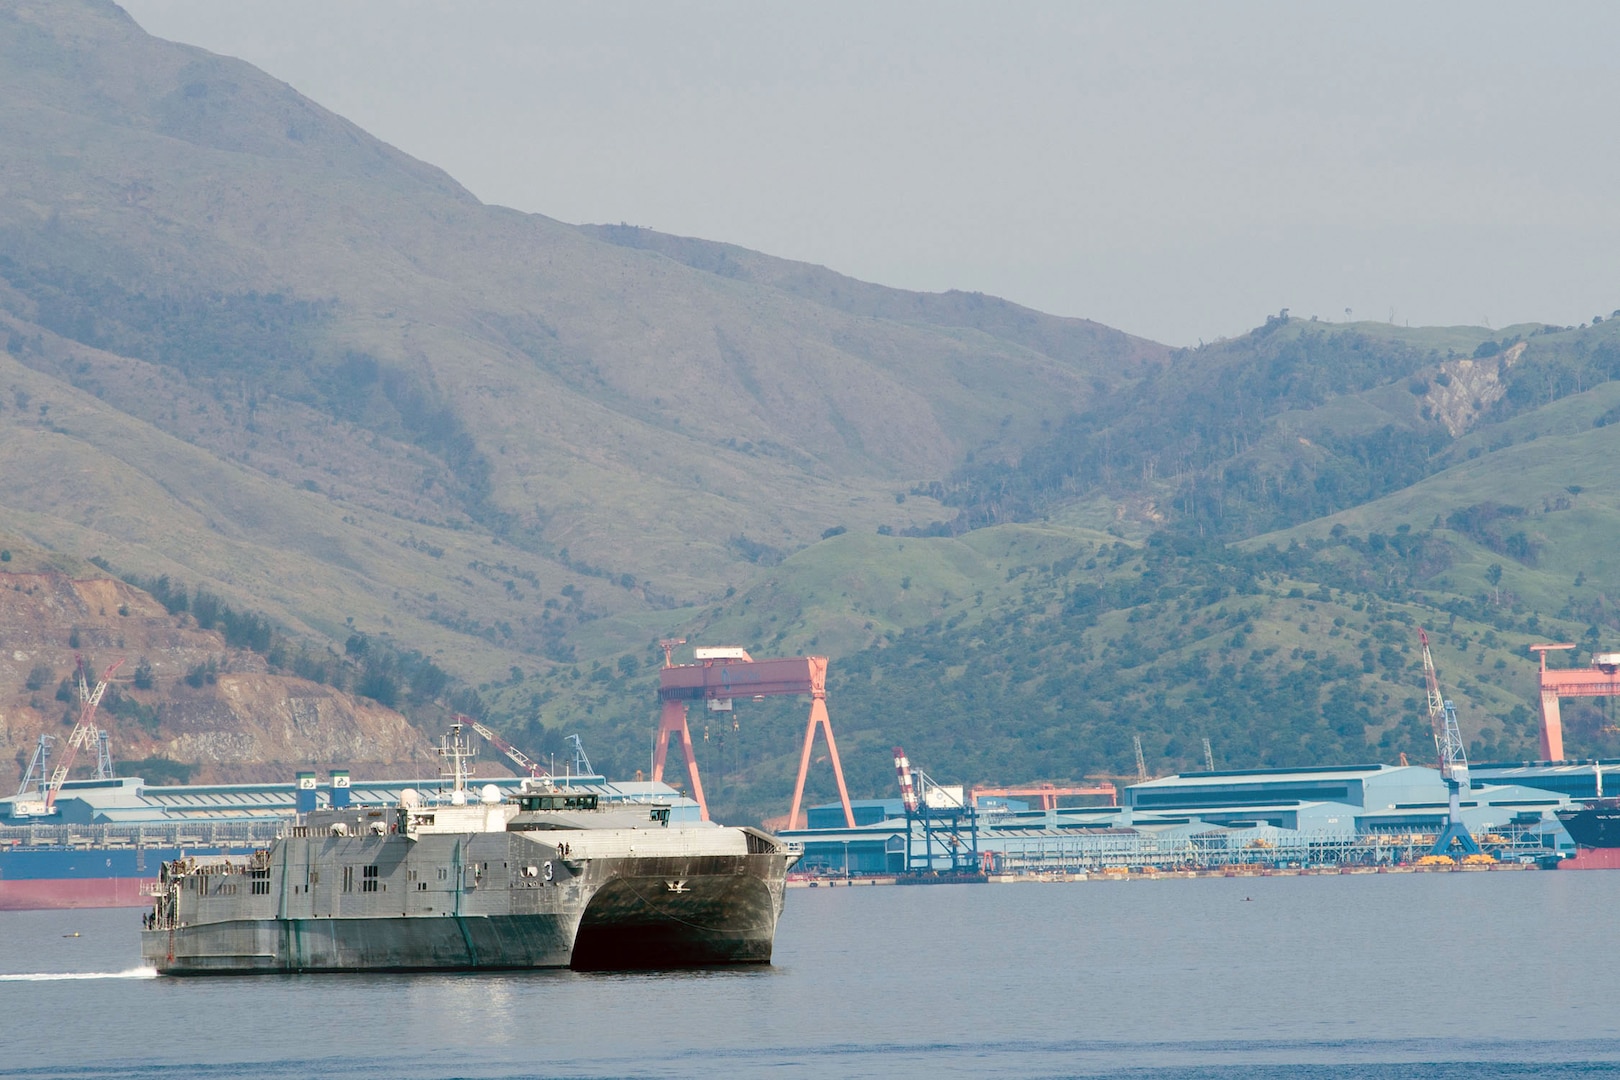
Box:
494 316 1620 823
933 315 1620 540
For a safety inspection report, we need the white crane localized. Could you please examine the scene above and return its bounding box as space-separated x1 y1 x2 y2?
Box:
461 715 548 778
45 658 123 811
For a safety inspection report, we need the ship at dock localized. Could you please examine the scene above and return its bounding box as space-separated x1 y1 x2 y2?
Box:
139 724 798 973
0 725 722 911
1555 799 1620 869
1557 800 1620 846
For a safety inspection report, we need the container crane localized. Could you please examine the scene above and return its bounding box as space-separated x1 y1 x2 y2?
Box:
44 658 123 811
891 746 979 875
892 747 919 813
1418 629 1480 856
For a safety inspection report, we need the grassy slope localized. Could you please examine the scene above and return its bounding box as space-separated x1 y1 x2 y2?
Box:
577 224 1163 373
0 350 567 677
0 0 1164 687
511 369 1620 823
1258 381 1620 603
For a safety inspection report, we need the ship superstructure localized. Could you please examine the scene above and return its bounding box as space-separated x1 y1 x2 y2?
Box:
141 726 797 972
0 722 700 910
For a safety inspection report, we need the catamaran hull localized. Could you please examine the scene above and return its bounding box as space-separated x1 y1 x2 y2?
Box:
141 848 787 974
142 913 577 973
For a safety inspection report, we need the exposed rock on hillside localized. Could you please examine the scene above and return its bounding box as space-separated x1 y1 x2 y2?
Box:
0 569 433 785
160 673 431 780
1425 341 1527 436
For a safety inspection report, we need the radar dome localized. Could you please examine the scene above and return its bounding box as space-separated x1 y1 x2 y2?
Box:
450 790 468 806
480 784 503 805
399 788 422 808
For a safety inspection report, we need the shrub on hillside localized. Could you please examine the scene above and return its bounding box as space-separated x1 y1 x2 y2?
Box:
23 663 52 691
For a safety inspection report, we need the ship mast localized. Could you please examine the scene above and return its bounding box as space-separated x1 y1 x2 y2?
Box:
437 720 477 796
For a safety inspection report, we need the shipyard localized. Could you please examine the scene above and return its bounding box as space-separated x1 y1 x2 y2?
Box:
10 4 1620 1072
9 637 1620 917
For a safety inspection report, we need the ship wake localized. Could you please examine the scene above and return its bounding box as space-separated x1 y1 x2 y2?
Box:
0 966 157 981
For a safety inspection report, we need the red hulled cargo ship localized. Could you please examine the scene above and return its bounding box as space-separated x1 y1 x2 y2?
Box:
1555 800 1620 869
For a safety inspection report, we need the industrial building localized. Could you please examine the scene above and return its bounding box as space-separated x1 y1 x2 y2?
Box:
780 762 1578 875
1470 760 1620 801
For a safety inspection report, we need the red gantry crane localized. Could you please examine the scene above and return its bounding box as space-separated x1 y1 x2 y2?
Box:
1528 643 1620 761
655 645 855 828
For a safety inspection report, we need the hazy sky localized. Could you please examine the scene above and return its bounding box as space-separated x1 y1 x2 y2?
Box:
122 1 1620 346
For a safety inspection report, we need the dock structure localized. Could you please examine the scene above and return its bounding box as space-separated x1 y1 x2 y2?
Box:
780 763 1580 876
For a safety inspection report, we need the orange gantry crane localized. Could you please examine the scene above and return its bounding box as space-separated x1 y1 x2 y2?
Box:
1528 643 1620 761
654 645 854 828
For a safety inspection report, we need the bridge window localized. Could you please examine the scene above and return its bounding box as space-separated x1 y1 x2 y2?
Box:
518 794 599 811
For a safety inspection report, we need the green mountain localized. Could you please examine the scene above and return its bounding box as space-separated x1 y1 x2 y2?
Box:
0 0 1160 676
5 0 1620 824
518 316 1620 822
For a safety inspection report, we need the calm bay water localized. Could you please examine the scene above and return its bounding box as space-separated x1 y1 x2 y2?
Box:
2 871 1619 1079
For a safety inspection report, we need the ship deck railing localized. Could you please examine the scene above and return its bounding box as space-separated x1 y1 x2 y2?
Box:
0 820 287 848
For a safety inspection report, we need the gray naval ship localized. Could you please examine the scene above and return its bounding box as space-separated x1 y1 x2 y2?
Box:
140 727 798 974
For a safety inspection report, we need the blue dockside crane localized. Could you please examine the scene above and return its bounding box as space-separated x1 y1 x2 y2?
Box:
892 747 981 875
1419 629 1481 857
